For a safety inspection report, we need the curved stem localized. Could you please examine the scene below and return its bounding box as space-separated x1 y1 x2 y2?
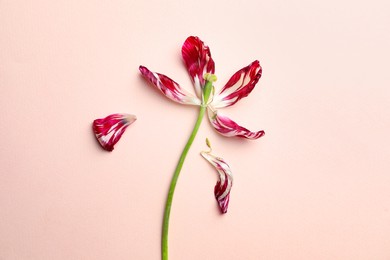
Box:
162 105 206 260
161 80 214 260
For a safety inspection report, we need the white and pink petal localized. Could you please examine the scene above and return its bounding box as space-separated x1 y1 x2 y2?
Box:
212 60 262 108
92 113 136 151
201 151 233 214
208 109 265 140
182 36 215 98
139 66 201 105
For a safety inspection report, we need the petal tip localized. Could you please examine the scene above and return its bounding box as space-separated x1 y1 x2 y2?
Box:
218 195 230 214
242 129 265 140
139 65 148 75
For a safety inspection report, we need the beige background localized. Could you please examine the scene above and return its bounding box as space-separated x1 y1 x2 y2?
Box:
1 0 390 259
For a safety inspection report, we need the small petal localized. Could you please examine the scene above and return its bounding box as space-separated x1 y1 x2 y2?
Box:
182 36 215 98
139 66 201 105
92 113 136 151
208 109 265 140
201 151 233 214
212 61 262 108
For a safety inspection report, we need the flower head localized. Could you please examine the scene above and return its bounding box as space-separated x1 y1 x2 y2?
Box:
92 113 136 151
139 36 264 139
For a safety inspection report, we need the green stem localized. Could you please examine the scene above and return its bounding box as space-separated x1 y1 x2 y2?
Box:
161 80 213 260
162 105 206 260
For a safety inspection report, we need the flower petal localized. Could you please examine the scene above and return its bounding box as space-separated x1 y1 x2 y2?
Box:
212 61 262 108
182 36 215 98
208 109 265 139
201 151 233 214
139 66 201 105
92 113 136 151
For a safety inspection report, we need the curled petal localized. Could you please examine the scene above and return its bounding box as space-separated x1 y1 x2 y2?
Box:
201 151 233 214
92 113 136 151
212 61 262 108
182 36 215 98
139 66 201 105
208 109 265 140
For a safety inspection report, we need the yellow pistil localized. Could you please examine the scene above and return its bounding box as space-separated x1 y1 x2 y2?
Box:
203 73 218 83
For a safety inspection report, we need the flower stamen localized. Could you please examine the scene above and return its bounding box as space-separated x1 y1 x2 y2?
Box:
203 138 213 154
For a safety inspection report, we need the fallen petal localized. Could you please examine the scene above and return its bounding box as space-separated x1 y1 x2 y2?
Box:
92 113 136 151
213 61 262 108
139 66 201 105
208 109 265 139
182 36 215 98
201 151 233 214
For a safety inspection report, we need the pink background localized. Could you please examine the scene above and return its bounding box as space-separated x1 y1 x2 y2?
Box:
1 0 390 259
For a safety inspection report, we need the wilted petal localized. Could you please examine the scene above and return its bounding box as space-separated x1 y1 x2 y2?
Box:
182 36 215 98
212 61 262 108
201 151 233 214
208 109 265 139
92 113 136 151
139 66 201 105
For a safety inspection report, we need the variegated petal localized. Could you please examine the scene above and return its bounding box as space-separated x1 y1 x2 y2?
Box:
208 108 265 139
92 113 136 151
139 66 201 105
212 61 262 108
182 36 215 98
201 151 233 214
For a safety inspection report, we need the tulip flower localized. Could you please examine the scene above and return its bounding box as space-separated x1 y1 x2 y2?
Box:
140 37 264 139
139 36 264 260
92 113 136 151
201 139 233 214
